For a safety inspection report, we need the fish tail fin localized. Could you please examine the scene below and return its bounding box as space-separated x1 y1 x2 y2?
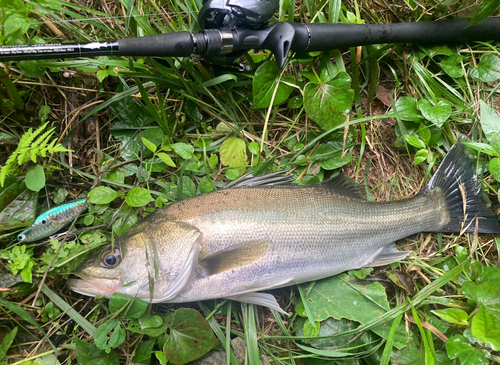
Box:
425 137 499 233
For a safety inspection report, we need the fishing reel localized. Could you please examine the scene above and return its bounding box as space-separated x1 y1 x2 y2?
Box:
198 0 279 30
196 0 280 68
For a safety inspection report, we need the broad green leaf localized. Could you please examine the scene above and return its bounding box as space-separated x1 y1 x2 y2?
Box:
180 176 196 197
172 143 194 160
125 187 154 207
225 168 241 180
208 154 218 170
304 72 354 130
440 54 464 78
303 274 408 348
109 293 148 319
248 141 259 155
419 99 452 128
252 61 294 108
404 135 426 149
132 339 155 364
462 141 499 156
303 320 321 338
25 165 45 192
75 338 119 365
0 327 17 361
414 149 428 165
462 278 500 316
198 176 215 193
431 308 469 326
471 305 500 351
479 100 500 152
469 0 500 27
163 308 219 365
470 54 500 82
31 354 61 365
393 96 423 123
445 334 489 365
417 124 431 145
489 157 500 182
88 186 119 204
311 143 353 170
157 152 176 167
220 137 248 168
141 137 157 153
391 334 425 365
95 319 126 352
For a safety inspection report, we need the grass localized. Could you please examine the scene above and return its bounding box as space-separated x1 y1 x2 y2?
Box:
1 0 500 364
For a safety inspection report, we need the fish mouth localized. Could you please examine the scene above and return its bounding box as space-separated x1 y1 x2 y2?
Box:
66 273 120 297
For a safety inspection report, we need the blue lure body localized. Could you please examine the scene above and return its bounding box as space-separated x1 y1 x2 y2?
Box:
18 199 88 243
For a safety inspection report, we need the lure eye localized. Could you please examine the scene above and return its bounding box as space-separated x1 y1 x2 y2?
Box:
101 249 121 268
18 234 26 241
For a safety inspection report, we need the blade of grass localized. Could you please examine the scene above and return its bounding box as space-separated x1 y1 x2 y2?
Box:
380 314 403 365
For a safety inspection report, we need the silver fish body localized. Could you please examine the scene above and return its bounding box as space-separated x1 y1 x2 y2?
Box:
67 140 499 312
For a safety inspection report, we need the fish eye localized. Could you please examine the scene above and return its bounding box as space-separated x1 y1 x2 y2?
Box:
100 249 121 268
18 234 26 241
41 219 47 224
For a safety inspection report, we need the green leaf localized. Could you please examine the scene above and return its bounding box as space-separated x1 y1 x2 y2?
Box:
303 72 354 130
479 100 500 152
163 308 219 365
248 141 259 155
489 157 500 182
180 176 196 197
469 0 500 27
303 273 407 348
157 152 176 167
172 143 194 160
208 154 218 170
440 54 465 78
0 327 17 361
414 149 428 165
431 308 469 326
75 337 119 365
471 305 500 351
404 135 426 149
445 334 489 365
225 168 241 180
141 137 157 153
419 99 452 128
109 293 148 319
417 124 431 145
132 339 155 364
303 320 321 338
95 319 126 352
198 176 215 193
88 186 119 204
220 137 248 168
393 96 423 123
470 54 500 82
25 165 45 192
125 187 154 207
252 61 294 108
311 143 353 170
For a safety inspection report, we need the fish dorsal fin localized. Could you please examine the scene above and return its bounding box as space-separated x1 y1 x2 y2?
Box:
224 171 295 189
198 240 270 276
319 174 366 200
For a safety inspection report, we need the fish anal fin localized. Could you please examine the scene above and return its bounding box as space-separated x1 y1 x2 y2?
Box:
199 240 270 276
227 293 288 315
319 174 366 200
365 244 409 267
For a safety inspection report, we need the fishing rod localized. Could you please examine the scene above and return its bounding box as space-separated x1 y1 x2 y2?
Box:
1 0 500 69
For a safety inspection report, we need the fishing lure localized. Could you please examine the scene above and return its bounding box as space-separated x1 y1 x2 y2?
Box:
17 199 88 243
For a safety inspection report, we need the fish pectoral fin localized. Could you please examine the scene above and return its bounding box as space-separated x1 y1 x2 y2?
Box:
365 244 409 267
227 293 288 315
198 240 270 276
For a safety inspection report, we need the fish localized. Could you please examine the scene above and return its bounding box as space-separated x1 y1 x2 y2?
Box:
18 199 88 243
67 139 499 313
